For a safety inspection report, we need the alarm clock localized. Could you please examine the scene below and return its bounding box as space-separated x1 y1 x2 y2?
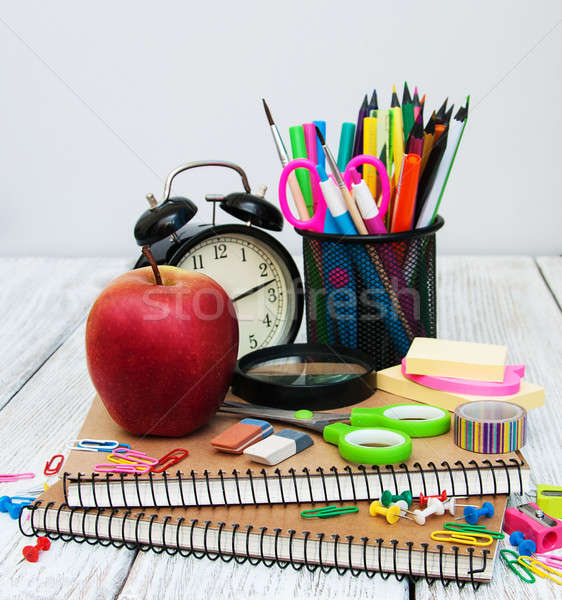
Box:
134 160 304 357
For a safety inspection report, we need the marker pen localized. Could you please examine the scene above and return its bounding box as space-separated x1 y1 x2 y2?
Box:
348 168 387 234
316 165 357 235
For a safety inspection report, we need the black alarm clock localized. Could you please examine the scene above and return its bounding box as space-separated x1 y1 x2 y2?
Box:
134 160 304 357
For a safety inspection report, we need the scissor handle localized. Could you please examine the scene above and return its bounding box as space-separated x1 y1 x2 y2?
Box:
278 158 326 232
344 154 390 218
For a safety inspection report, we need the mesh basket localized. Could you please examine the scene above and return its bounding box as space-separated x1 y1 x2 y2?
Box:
297 216 444 371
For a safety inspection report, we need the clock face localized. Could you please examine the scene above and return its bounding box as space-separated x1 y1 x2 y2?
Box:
175 231 301 357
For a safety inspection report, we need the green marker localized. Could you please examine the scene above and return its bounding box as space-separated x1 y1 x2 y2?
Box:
289 125 313 216
336 122 355 172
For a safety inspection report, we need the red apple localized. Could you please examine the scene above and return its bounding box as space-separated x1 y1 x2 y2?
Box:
86 256 238 437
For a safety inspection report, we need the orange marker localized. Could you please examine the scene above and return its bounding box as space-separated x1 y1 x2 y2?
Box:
391 154 421 233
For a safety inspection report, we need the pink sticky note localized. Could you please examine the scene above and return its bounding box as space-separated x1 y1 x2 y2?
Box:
400 360 525 396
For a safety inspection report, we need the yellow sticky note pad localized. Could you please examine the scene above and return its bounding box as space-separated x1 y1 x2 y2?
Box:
377 365 544 413
405 338 507 382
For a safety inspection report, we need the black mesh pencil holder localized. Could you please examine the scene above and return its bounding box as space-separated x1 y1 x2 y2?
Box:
297 216 444 371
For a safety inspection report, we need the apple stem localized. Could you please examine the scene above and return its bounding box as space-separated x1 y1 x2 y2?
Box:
142 246 163 285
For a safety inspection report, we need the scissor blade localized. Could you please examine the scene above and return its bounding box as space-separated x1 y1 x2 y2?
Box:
218 400 348 433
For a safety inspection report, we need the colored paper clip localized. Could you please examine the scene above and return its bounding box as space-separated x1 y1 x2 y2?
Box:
0 473 35 483
44 454 64 476
518 556 562 584
94 463 150 474
431 531 493 546
500 549 535 583
443 522 504 539
108 449 158 466
534 552 562 570
151 449 189 473
301 505 359 519
67 439 119 452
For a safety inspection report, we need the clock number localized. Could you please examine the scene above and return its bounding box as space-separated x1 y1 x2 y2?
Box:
213 243 227 260
259 262 268 278
267 288 277 303
240 248 247 262
249 334 258 349
262 314 271 328
192 254 203 270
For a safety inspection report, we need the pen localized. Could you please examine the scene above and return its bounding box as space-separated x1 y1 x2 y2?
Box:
402 82 415 143
290 125 314 216
337 122 356 172
348 167 387 234
316 126 368 234
391 154 421 232
314 120 327 171
262 99 309 221
316 164 357 235
416 98 469 228
363 116 377 196
352 94 369 159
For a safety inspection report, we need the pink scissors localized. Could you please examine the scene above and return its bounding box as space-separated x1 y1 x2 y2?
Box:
278 155 389 234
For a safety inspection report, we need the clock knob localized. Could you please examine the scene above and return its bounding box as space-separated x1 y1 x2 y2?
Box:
134 195 198 246
220 185 284 232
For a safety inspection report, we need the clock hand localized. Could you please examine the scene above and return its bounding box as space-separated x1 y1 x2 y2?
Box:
232 279 275 303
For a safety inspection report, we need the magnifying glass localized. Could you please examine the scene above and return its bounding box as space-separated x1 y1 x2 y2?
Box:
232 343 376 410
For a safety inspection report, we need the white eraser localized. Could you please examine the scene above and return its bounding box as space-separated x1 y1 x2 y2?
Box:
243 430 313 465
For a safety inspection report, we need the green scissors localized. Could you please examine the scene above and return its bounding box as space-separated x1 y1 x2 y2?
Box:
219 401 450 465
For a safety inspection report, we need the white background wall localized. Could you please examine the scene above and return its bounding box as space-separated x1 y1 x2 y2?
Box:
2 0 561 258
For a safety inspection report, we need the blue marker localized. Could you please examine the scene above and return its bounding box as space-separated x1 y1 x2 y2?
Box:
313 120 327 172
316 164 357 236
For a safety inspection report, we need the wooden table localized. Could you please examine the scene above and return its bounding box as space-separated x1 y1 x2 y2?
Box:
1 256 561 600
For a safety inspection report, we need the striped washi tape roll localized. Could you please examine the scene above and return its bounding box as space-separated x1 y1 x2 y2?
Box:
454 401 527 453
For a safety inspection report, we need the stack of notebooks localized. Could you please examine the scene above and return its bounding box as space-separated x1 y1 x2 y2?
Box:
23 389 528 587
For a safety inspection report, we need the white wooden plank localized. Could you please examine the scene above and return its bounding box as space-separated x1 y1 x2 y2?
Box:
118 551 409 600
537 256 562 309
0 257 130 409
417 256 562 600
0 323 137 600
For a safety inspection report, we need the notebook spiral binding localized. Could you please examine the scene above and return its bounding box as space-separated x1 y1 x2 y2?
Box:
19 501 489 590
63 457 524 509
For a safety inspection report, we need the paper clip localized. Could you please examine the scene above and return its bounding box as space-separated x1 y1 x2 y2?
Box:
518 556 562 585
151 449 189 473
94 463 150 474
44 455 64 476
300 505 359 519
500 549 535 583
108 449 158 466
0 473 35 483
534 552 562 570
67 439 119 452
443 522 504 539
430 531 493 546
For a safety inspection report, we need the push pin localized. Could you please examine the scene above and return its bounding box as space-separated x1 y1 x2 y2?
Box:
412 497 445 525
509 531 537 557
381 490 413 508
369 500 413 524
0 496 35 520
22 536 51 562
419 491 448 509
443 497 478 516
456 501 495 525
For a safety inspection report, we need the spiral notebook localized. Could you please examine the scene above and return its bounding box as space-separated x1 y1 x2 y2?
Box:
62 391 530 509
24 482 506 587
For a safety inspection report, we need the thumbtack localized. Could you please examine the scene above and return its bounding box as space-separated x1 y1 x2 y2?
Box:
22 536 51 562
381 489 413 507
0 496 35 520
419 491 448 509
443 497 478 516
412 497 446 525
510 531 537 557
369 500 413 524
455 501 495 524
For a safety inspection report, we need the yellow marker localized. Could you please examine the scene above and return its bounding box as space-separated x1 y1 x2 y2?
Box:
363 116 377 196
431 531 493 547
390 107 404 186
